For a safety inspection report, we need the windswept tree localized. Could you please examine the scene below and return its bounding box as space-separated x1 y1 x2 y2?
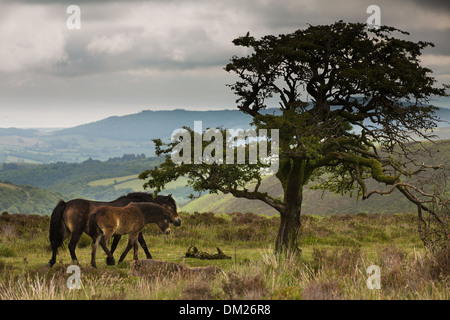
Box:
140 21 449 253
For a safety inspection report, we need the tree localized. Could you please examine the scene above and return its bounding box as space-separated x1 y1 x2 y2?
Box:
140 21 449 254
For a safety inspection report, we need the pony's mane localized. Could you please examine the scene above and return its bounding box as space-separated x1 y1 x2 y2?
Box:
123 192 155 202
119 192 175 207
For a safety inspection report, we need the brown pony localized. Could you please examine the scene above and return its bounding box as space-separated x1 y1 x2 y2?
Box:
89 202 179 268
47 192 178 267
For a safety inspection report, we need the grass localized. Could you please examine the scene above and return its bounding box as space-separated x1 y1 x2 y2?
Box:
0 211 448 300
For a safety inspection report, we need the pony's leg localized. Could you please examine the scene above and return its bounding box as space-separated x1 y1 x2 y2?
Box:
47 227 70 267
110 235 121 255
118 233 139 263
68 229 83 265
118 241 133 263
133 239 139 261
90 236 100 268
99 235 116 266
137 232 152 259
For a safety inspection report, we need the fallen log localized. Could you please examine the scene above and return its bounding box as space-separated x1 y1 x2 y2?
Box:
185 246 231 260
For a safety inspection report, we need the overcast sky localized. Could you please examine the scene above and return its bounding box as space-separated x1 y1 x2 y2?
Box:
0 0 449 128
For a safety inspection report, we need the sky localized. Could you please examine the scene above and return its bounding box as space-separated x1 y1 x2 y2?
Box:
0 0 449 128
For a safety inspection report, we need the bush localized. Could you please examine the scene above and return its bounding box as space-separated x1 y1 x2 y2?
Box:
376 245 408 289
77 234 92 248
183 212 227 226
414 246 450 282
312 247 364 276
0 245 15 258
302 279 342 300
221 271 268 300
181 280 213 300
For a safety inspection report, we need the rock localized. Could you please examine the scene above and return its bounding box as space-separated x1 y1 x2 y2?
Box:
131 259 224 278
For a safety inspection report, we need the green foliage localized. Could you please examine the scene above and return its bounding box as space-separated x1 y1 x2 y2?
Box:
225 21 448 193
0 183 64 215
0 245 15 258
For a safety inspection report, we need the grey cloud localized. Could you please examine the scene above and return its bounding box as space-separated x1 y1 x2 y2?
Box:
0 0 449 129
409 0 450 11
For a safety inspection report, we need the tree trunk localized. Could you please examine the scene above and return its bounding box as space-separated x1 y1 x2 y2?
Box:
275 159 304 254
275 201 302 254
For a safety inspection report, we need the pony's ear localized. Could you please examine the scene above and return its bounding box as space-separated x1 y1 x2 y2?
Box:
167 194 172 197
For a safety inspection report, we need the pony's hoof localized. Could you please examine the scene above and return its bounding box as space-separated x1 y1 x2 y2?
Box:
71 260 79 266
106 257 115 265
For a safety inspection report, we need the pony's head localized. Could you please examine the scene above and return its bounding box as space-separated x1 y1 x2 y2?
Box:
160 203 181 227
156 218 171 235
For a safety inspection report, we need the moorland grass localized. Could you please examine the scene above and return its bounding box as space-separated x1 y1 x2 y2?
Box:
0 211 448 300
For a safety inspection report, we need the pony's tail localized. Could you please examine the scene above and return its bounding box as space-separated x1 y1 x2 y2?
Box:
49 200 67 252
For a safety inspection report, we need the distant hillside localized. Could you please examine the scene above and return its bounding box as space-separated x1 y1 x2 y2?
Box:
182 140 450 216
0 109 259 163
181 175 418 215
0 107 448 163
0 138 447 215
56 109 258 142
0 182 64 215
0 155 162 202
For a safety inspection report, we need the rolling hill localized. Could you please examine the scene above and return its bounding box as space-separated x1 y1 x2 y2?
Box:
0 107 449 164
0 181 64 215
0 109 258 163
180 175 418 215
0 155 163 209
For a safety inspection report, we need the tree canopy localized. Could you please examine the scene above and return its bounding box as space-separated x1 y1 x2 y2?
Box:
140 21 449 253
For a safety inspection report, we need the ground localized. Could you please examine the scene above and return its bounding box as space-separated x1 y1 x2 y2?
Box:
0 211 448 300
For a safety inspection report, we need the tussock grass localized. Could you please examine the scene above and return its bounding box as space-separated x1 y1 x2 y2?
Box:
0 211 448 300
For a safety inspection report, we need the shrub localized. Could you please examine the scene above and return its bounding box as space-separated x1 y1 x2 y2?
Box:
302 279 342 300
77 234 92 248
184 212 226 226
312 247 364 276
181 280 213 300
221 271 268 300
414 246 450 282
0 224 16 238
376 245 408 289
0 245 15 258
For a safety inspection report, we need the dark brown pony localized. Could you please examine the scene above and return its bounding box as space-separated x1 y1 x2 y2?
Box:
89 202 179 268
47 192 179 267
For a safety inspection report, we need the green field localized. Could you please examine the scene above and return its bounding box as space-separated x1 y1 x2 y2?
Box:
89 175 190 190
88 175 144 190
0 211 448 300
